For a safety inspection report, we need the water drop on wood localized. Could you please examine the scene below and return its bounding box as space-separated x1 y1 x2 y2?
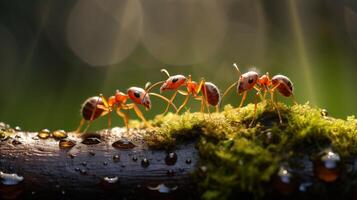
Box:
52 130 67 139
141 158 150 168
81 137 101 145
38 129 50 139
59 139 76 149
112 139 136 149
113 155 120 163
165 152 177 165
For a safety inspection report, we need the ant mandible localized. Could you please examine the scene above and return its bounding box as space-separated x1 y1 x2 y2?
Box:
222 63 297 125
75 83 176 133
158 69 221 114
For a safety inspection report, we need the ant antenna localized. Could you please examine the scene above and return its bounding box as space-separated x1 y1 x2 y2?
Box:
160 69 170 78
233 63 242 76
145 82 152 90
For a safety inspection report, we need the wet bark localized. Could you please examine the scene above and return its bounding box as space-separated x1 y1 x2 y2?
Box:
0 128 199 200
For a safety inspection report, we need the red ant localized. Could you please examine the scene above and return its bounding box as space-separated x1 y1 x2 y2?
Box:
75 83 176 133
223 63 297 125
157 69 221 114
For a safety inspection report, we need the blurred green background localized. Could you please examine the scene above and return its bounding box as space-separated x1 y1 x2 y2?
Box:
0 0 357 132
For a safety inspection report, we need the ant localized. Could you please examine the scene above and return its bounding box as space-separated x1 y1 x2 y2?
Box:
157 69 221 114
75 83 176 133
222 63 297 125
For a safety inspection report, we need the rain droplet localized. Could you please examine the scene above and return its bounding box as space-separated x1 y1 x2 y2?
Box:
103 176 119 184
165 152 177 166
314 149 341 182
166 169 175 176
81 137 101 145
113 155 120 163
186 159 192 164
52 130 67 139
59 139 76 149
132 155 138 162
147 183 178 194
273 166 298 195
80 169 87 175
112 139 136 149
141 158 150 168
0 172 24 185
11 139 22 145
321 109 328 117
38 129 50 139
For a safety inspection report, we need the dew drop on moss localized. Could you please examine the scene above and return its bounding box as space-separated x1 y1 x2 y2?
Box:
272 166 298 195
52 130 67 139
38 129 50 139
141 158 150 168
314 150 341 182
59 139 76 149
165 152 177 166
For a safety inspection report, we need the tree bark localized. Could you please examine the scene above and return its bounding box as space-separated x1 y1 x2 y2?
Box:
0 128 199 200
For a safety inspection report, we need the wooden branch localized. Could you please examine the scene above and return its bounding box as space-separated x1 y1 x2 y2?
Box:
0 128 198 199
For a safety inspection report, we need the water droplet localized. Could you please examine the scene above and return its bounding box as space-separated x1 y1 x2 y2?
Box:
81 162 87 167
88 151 95 156
186 159 192 164
11 139 22 145
314 150 341 182
103 161 108 166
38 129 50 139
273 166 298 195
32 136 39 140
321 109 328 117
0 172 24 185
132 155 138 162
165 152 177 166
68 153 76 159
74 167 80 172
0 130 5 139
166 169 175 176
59 139 76 149
52 130 67 139
14 126 21 131
80 169 87 175
61 190 66 195
299 182 312 192
113 155 120 162
112 139 136 149
81 137 101 145
103 176 119 184
141 158 150 168
121 164 126 168
147 183 178 194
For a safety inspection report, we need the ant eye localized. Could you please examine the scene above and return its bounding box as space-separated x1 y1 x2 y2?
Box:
248 78 254 84
134 91 141 98
172 77 179 83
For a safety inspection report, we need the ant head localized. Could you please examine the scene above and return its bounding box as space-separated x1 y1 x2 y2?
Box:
237 71 259 94
160 75 186 93
127 87 151 109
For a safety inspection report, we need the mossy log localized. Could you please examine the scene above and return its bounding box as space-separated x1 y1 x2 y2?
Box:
1 102 357 200
0 128 198 200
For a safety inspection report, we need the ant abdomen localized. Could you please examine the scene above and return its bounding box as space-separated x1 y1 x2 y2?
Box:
272 75 294 97
203 82 221 106
81 96 105 121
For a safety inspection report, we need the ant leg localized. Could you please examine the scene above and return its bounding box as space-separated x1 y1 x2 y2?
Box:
129 103 152 128
239 91 248 108
222 82 237 100
107 112 111 130
149 92 178 113
249 92 260 127
215 105 219 112
116 108 130 133
161 90 178 115
269 90 283 124
145 81 165 92
177 94 190 114
75 119 86 133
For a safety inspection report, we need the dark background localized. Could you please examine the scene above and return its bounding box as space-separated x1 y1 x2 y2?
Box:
0 0 356 131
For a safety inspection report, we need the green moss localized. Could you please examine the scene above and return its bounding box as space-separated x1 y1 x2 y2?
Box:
140 102 357 199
